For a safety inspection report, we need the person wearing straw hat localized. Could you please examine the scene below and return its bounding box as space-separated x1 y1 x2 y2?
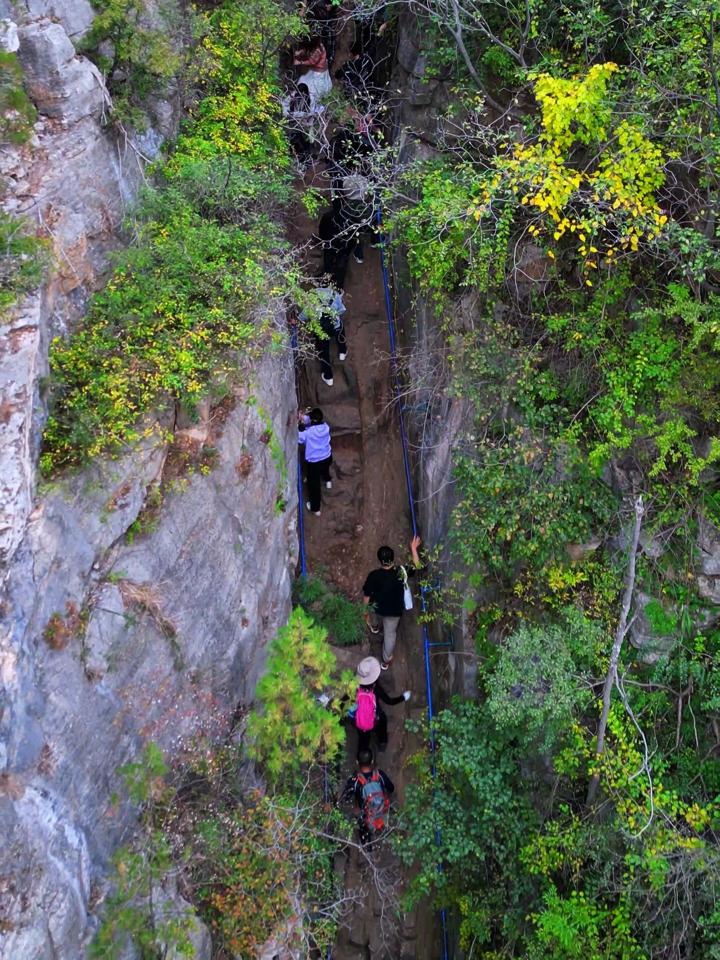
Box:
350 655 410 752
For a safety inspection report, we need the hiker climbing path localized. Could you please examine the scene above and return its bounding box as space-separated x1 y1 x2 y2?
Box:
284 9 449 956
288 196 440 959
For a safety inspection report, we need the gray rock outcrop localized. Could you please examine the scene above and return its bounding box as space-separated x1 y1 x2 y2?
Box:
0 358 298 956
0 17 19 51
17 18 107 121
698 514 720 604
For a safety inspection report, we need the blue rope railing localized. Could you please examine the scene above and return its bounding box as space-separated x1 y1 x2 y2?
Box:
375 210 451 960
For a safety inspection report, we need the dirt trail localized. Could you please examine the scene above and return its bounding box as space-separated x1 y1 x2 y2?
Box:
287 179 430 956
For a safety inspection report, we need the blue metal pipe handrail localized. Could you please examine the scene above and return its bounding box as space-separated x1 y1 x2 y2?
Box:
290 324 308 579
376 211 451 960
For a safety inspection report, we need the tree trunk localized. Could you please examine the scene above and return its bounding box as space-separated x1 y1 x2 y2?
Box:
586 496 644 806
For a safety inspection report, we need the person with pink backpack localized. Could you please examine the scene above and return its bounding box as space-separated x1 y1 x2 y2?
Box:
350 656 410 752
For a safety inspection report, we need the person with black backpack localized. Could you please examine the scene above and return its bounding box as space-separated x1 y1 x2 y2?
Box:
350 656 411 752
341 748 394 844
362 536 423 670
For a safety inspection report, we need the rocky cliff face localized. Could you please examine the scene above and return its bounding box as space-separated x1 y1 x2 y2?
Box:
1 368 298 957
0 0 173 571
0 4 298 955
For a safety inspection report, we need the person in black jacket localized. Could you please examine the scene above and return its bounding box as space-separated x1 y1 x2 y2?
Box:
341 748 395 844
351 656 410 752
363 536 422 670
318 207 358 289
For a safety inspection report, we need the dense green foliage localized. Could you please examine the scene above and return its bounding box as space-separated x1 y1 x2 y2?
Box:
391 1 720 956
42 0 304 471
293 574 367 646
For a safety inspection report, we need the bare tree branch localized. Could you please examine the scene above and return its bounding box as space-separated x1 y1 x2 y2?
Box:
586 495 644 806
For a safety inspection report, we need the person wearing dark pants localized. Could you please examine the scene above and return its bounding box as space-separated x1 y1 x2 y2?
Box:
298 408 332 516
315 313 347 386
341 749 395 845
351 656 411 752
319 207 357 289
299 284 347 386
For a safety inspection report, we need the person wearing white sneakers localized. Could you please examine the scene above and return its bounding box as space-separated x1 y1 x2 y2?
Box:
298 407 332 515
299 282 347 386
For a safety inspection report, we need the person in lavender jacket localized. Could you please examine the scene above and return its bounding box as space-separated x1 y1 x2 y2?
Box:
298 407 332 516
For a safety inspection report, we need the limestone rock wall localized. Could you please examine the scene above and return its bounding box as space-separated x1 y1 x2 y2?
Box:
0 0 173 571
0 361 298 957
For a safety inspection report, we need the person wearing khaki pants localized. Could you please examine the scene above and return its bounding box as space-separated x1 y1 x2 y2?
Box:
362 536 422 670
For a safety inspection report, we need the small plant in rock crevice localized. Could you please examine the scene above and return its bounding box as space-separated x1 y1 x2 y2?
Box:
0 211 50 313
249 395 290 514
42 601 88 650
0 51 37 145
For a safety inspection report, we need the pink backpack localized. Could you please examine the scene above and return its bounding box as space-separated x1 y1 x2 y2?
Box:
355 687 377 732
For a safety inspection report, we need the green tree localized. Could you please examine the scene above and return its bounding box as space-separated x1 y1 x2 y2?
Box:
399 699 535 946
247 607 353 784
486 609 603 750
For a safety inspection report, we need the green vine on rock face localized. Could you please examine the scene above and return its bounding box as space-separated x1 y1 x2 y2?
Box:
79 0 183 129
252 398 289 514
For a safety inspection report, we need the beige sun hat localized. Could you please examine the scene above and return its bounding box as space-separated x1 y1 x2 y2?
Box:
356 656 381 685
